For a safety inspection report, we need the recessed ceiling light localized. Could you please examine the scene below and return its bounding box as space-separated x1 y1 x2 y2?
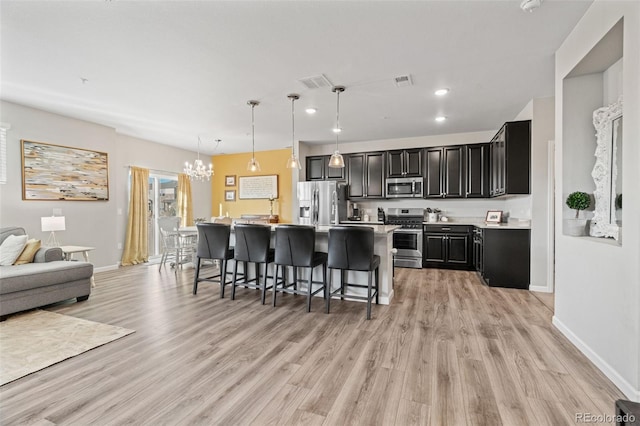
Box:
332 127 342 133
434 88 449 96
435 116 447 122
305 108 317 114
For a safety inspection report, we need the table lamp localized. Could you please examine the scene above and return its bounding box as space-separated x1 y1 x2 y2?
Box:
41 216 66 247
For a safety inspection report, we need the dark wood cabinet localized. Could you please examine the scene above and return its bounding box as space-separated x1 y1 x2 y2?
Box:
346 154 365 198
346 152 385 199
423 225 473 269
472 228 484 274
466 143 491 198
490 120 530 196
305 155 346 181
308 121 530 199
306 156 326 180
425 148 443 197
424 146 465 198
480 228 530 289
387 148 423 178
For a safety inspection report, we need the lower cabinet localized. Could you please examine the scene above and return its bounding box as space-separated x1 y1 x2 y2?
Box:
423 225 531 290
423 225 473 270
479 228 530 289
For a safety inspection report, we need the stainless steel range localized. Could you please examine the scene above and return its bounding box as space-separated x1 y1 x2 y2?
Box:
387 208 424 269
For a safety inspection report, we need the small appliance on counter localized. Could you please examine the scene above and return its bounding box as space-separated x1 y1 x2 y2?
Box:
377 208 386 223
347 202 361 221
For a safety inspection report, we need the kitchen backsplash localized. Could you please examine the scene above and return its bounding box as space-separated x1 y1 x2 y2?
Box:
354 195 532 220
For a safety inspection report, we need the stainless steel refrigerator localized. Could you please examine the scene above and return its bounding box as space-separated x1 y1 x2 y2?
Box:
297 181 348 226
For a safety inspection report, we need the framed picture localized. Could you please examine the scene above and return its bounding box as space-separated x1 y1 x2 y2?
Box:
225 175 236 186
238 175 278 200
21 140 109 201
224 190 236 202
485 210 503 223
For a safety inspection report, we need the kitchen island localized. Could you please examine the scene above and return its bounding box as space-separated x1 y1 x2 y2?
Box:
198 224 400 305
313 224 399 305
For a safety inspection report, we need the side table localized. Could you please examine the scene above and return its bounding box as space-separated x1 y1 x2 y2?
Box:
59 246 96 287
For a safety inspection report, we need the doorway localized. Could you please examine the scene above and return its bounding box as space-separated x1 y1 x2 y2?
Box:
148 173 178 257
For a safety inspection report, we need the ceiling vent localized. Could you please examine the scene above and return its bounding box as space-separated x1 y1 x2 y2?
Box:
297 74 333 90
394 74 413 87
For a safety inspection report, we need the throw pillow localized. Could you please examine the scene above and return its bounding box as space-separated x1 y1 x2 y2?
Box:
0 234 29 266
14 239 42 265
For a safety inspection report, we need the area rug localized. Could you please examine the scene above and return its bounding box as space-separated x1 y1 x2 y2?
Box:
0 310 134 386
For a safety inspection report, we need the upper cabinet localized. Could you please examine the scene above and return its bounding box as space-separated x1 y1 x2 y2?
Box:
466 143 491 198
424 146 465 198
305 120 530 199
347 152 385 199
490 120 531 196
387 148 423 178
305 155 346 181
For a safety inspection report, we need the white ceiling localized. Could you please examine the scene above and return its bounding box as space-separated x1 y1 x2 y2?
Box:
0 1 592 155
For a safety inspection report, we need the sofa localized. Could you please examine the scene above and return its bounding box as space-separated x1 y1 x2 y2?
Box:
0 226 93 318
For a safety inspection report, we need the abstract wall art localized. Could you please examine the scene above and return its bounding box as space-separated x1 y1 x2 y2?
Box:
21 140 109 201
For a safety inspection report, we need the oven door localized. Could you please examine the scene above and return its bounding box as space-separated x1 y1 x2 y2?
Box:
392 229 423 268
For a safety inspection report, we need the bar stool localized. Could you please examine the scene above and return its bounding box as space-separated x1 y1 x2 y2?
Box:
231 223 274 304
272 225 327 312
193 223 238 298
326 226 380 320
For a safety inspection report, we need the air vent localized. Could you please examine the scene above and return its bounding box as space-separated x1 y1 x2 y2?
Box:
297 74 332 89
394 74 413 87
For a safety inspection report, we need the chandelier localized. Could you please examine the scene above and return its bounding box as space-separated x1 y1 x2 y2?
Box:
184 137 218 181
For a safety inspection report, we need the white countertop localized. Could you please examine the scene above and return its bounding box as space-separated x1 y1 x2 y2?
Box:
423 218 531 230
195 223 401 235
340 220 385 225
317 224 401 234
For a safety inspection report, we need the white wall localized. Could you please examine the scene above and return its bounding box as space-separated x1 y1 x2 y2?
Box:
0 101 212 269
528 98 555 292
554 1 640 401
561 73 604 224
604 57 624 105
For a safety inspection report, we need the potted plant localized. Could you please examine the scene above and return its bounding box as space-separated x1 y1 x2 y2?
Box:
565 191 591 236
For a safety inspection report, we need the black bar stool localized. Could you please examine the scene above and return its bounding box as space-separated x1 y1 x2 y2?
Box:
231 223 275 304
272 225 327 312
193 223 238 298
326 226 380 320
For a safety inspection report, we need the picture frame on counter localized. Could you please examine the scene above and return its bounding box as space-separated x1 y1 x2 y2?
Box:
225 175 236 186
224 190 236 202
485 210 503 223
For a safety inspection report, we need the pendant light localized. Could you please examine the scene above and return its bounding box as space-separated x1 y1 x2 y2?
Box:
328 85 345 168
286 93 301 169
247 100 261 172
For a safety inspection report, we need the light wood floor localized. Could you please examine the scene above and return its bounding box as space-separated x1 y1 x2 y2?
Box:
0 264 624 425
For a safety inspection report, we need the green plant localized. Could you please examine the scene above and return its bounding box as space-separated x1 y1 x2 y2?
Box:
566 192 591 219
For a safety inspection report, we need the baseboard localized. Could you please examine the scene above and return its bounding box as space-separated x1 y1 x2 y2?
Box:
552 315 640 402
94 264 119 273
529 285 553 293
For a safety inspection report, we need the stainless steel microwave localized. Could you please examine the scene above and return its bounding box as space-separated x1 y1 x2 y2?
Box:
386 177 424 198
